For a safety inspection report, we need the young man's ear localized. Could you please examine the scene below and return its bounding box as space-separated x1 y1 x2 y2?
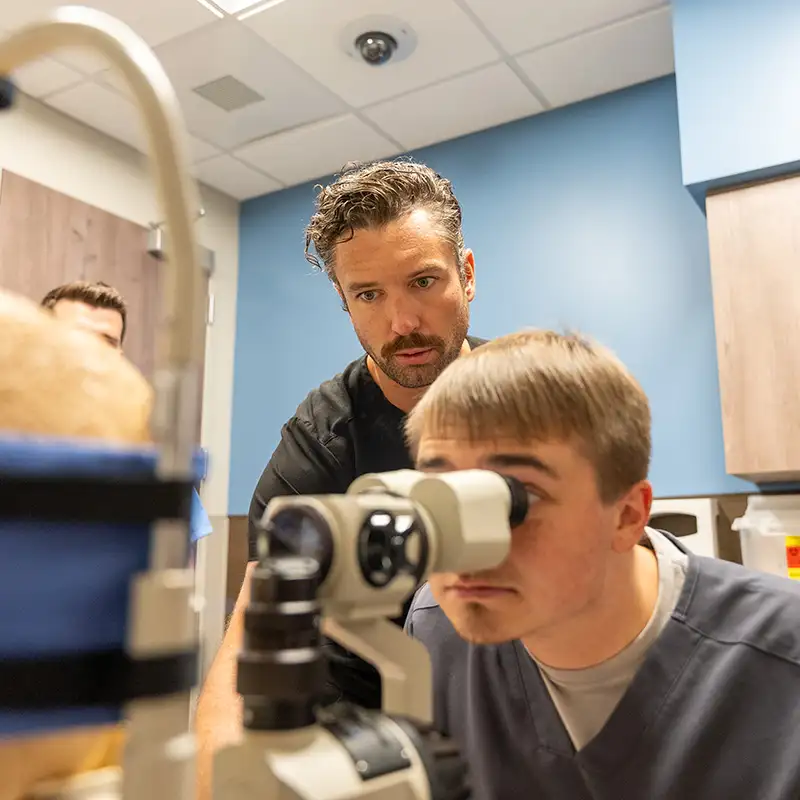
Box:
612 480 653 553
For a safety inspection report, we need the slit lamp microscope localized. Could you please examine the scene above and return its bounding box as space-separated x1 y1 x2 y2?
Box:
0 9 529 799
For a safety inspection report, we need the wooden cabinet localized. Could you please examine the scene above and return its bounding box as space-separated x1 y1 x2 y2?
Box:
705 174 800 482
0 169 161 379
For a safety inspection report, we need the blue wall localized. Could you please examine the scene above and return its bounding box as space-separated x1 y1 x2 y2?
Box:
229 75 753 515
673 0 800 197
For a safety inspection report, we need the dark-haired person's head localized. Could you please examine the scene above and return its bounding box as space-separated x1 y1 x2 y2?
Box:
305 160 476 393
42 281 127 349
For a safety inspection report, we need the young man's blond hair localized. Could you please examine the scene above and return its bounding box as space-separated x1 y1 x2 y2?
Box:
403 328 800 800
405 329 652 503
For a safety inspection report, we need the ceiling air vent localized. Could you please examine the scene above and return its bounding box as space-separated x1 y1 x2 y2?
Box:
193 75 264 112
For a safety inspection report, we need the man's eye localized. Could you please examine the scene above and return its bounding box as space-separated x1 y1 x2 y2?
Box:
358 290 378 302
414 277 435 289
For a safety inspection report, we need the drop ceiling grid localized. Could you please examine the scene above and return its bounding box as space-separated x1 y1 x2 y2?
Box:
9 0 674 199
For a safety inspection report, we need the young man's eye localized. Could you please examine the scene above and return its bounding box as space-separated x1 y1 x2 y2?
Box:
414 277 435 289
357 290 378 302
524 488 544 507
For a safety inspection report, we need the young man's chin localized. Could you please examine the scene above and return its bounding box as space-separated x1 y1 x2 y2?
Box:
453 621 514 647
442 601 520 646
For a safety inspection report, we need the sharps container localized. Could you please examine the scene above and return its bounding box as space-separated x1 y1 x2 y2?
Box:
732 495 800 581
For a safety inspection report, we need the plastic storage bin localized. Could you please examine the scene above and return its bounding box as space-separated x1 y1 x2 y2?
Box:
733 495 800 580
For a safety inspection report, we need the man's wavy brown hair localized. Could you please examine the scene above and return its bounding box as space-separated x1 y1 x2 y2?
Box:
304 159 466 282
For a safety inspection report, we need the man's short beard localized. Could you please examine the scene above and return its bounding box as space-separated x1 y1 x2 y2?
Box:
359 301 470 389
371 342 463 388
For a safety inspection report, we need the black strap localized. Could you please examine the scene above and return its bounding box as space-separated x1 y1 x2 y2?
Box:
0 475 193 524
0 649 198 708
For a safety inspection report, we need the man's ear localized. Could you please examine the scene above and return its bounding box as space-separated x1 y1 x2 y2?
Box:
463 250 476 302
612 480 652 553
333 280 349 313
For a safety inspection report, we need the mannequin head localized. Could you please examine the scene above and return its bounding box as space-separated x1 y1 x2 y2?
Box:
0 288 152 800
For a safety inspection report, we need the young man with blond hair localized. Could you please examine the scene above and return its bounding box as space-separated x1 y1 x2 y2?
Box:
405 329 800 799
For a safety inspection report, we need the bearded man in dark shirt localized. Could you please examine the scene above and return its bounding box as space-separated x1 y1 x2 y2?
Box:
195 159 486 799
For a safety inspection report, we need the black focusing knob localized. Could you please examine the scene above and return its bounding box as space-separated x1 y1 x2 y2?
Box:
238 555 327 731
392 717 472 800
250 555 320 604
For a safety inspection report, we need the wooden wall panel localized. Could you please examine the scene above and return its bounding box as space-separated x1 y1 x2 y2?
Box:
0 170 160 379
706 174 800 481
226 515 249 616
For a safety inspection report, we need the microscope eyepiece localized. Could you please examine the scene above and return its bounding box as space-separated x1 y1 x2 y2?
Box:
502 476 529 528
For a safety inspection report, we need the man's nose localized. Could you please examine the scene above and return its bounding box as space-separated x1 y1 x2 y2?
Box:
388 295 421 337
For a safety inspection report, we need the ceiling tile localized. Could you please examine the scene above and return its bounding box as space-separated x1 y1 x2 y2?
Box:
0 1 220 74
243 0 501 108
189 136 222 163
13 59 84 99
0 24 101 77
45 81 149 152
459 0 667 56
364 63 543 151
234 114 400 187
516 7 675 108
50 49 110 79
45 80 222 163
0 15 101 75
27 0 217 43
103 19 346 151
194 154 283 200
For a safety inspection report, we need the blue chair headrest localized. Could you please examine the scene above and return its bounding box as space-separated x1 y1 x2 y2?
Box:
0 436 200 739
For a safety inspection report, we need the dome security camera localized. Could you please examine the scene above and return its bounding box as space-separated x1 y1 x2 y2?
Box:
355 31 398 66
341 18 417 67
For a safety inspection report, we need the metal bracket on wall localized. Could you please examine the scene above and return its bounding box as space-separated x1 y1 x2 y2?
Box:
147 224 216 277
147 214 216 324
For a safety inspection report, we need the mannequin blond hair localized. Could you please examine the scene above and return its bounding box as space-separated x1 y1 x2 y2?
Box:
0 287 153 800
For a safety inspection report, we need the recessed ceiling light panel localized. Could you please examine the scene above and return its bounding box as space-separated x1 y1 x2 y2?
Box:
196 0 265 15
